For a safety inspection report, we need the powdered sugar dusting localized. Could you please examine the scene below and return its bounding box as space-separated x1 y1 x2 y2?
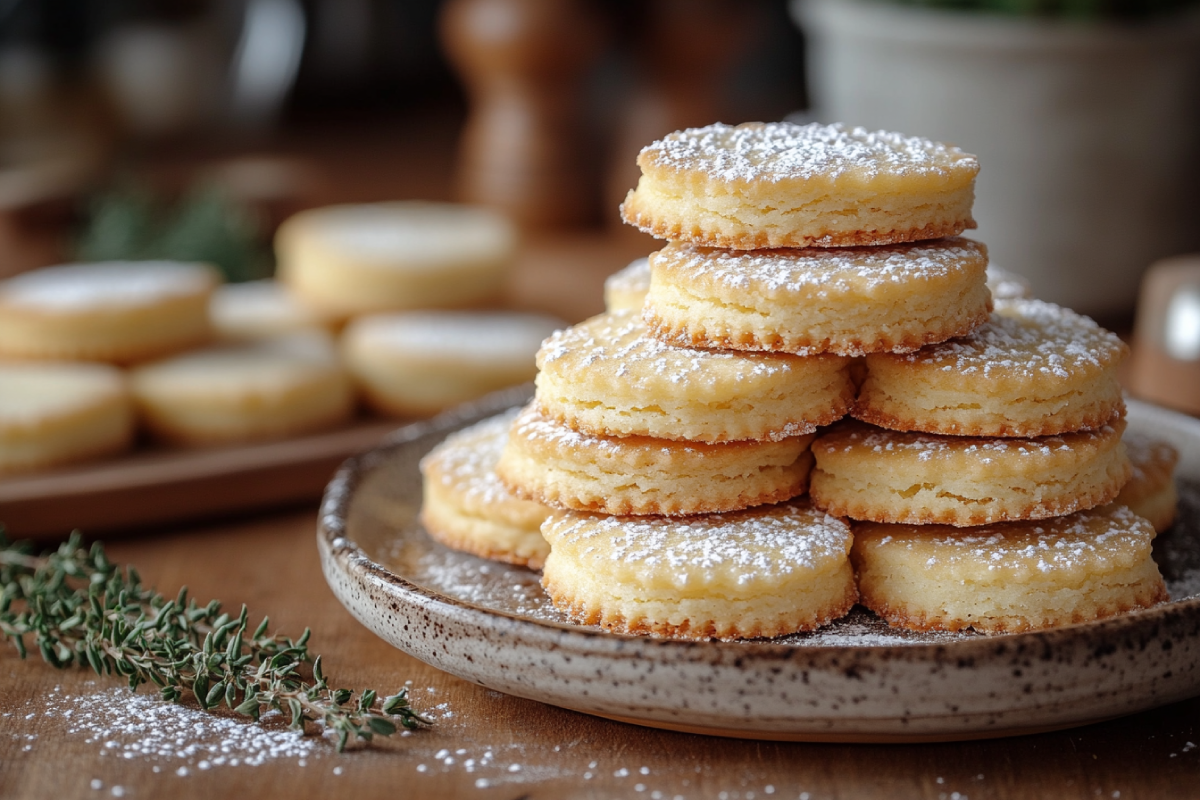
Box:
513 402 717 458
545 502 851 585
419 409 524 508
641 122 977 184
654 238 985 296
538 309 799 388
1122 431 1179 484
861 505 1153 572
817 419 1116 460
899 298 1126 379
985 265 1033 301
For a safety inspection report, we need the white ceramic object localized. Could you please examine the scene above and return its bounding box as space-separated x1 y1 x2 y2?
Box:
318 387 1200 742
793 0 1200 319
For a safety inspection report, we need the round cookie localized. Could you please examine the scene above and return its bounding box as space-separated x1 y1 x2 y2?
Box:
854 299 1128 437
536 310 853 443
276 201 516 317
420 409 551 569
130 333 354 446
343 310 563 417
0 261 218 363
1116 432 1179 533
603 256 650 312
620 121 978 250
986 265 1033 301
210 279 338 342
0 362 134 473
644 238 991 357
809 419 1131 527
541 500 857 641
496 402 815 516
852 505 1168 634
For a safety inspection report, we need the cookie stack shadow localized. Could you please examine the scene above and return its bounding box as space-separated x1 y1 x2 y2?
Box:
420 122 1177 641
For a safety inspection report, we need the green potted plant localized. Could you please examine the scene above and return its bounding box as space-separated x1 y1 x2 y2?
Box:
792 0 1200 320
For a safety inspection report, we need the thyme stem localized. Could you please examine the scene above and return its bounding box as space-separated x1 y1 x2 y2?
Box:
0 532 430 751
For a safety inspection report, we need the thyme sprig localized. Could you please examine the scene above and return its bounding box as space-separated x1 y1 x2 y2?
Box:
0 533 431 751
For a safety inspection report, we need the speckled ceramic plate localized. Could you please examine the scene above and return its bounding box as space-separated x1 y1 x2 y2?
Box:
318 387 1200 742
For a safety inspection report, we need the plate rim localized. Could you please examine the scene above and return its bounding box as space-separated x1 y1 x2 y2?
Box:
318 387 1200 660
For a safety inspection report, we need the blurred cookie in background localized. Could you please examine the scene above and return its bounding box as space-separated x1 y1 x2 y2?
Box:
1116 431 1179 534
0 261 218 363
210 279 339 342
130 332 354 446
276 201 517 318
342 310 563 417
603 256 650 313
0 361 134 473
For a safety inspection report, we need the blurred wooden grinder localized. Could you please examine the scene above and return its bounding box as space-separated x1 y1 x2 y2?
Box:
1130 254 1200 416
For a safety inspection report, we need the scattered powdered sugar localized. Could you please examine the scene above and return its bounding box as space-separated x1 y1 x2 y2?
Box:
545 502 851 585
32 684 324 768
538 310 798 388
901 298 1125 379
640 121 977 184
0 261 214 310
350 310 563 364
1121 431 1179 485
655 239 985 297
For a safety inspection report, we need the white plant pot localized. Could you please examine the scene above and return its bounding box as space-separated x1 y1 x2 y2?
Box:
793 0 1200 319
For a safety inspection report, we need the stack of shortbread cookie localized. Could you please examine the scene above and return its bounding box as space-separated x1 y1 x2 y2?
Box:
420 121 1175 639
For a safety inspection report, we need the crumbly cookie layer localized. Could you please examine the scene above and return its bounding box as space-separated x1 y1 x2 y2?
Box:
496 402 814 516
852 505 1168 633
855 299 1128 437
0 362 134 473
644 238 991 356
541 501 857 640
603 257 651 313
0 261 217 363
343 310 563 417
130 334 354 445
810 419 1131 526
535 310 853 443
276 201 515 317
1116 432 1179 533
620 122 978 249
420 410 551 569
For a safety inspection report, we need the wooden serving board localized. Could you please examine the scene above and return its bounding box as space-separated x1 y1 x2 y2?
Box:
0 419 401 540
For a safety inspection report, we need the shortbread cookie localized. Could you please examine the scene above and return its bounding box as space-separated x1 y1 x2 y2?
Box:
541 500 857 640
620 122 978 250
603 257 650 312
810 419 1131 526
130 333 354 445
536 310 853 443
986 265 1033 301
1116 432 1179 533
644 238 990 356
0 362 134 473
210 279 338 341
420 409 551 568
852 505 1168 633
343 310 563 417
496 402 814 516
0 261 218 363
276 201 516 317
854 299 1128 437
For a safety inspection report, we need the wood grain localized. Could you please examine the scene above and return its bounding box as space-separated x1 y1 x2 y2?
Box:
1 510 1198 799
